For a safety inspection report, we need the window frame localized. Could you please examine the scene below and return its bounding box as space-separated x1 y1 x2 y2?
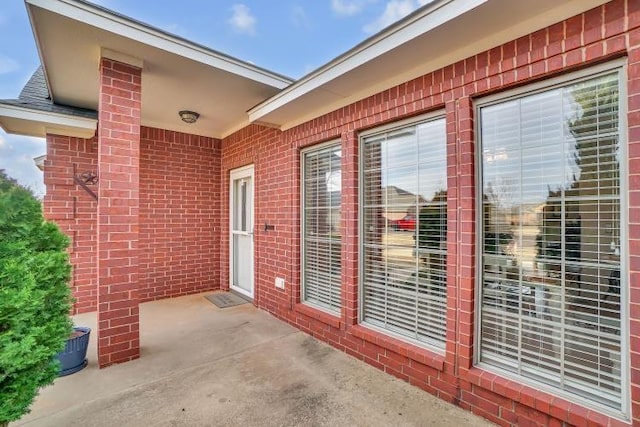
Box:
473 59 630 420
358 111 448 353
300 139 343 315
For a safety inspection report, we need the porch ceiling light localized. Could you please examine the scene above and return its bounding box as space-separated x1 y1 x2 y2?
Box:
179 110 200 124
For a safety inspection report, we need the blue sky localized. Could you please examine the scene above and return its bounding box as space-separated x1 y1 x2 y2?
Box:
0 0 430 196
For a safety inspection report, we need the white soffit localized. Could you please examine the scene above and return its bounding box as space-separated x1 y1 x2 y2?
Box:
249 0 610 130
0 104 97 139
25 0 293 139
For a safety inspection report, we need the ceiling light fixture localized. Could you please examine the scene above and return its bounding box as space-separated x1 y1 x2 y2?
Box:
179 110 200 124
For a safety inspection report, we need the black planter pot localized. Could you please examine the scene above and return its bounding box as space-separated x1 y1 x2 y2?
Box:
56 326 90 376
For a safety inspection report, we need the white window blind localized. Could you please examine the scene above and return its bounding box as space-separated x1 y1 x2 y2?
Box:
361 117 447 350
302 143 342 313
479 71 623 412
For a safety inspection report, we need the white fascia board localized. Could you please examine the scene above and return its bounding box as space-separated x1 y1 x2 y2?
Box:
26 0 293 89
0 104 97 136
34 154 46 171
248 0 486 123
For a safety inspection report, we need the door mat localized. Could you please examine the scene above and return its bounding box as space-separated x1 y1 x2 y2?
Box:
205 292 249 308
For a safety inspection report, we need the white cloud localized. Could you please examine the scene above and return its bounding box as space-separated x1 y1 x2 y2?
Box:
291 5 312 30
228 4 257 35
331 0 373 16
0 54 19 75
363 0 430 34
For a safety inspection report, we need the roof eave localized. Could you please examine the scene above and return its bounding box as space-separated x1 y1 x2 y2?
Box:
247 0 466 123
25 0 294 94
0 103 97 139
248 0 611 130
33 154 46 171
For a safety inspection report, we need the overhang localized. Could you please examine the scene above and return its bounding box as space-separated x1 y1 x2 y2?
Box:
248 0 610 130
0 66 98 138
34 154 46 171
0 103 97 139
24 0 293 139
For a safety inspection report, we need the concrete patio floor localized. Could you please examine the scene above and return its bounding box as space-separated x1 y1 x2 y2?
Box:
16 293 494 427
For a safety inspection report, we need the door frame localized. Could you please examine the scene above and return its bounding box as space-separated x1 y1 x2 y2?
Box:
229 164 255 299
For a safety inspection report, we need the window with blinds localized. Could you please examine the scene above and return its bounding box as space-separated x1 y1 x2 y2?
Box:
361 116 447 351
478 70 624 413
302 142 342 313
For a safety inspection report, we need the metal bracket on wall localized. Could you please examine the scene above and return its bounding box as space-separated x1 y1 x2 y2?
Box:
73 164 98 201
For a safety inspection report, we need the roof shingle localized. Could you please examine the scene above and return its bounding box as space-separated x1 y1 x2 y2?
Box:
0 66 97 119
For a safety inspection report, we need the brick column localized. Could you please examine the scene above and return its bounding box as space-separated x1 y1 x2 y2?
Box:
453 96 475 375
627 31 640 425
97 58 142 367
341 131 359 327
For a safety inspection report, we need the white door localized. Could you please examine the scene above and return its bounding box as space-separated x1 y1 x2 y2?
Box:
230 165 254 298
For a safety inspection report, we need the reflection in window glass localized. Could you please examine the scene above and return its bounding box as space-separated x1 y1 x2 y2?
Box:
361 117 447 350
479 71 623 411
302 143 342 313
233 178 251 232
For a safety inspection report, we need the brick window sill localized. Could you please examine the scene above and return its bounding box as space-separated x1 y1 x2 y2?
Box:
294 303 342 329
350 324 445 372
464 366 631 427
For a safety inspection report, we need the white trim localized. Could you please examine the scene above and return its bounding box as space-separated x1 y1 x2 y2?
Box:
33 154 46 171
230 163 255 176
358 109 447 140
25 0 292 90
0 104 96 128
229 164 255 299
248 0 479 122
473 61 630 422
248 0 609 130
25 4 52 103
0 103 97 138
474 58 627 107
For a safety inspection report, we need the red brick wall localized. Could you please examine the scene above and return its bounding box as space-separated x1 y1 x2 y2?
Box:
43 0 639 422
139 127 222 301
44 134 98 314
221 1 640 425
44 126 222 314
220 124 292 310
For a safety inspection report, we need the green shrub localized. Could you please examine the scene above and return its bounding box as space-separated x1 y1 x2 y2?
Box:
0 171 72 426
